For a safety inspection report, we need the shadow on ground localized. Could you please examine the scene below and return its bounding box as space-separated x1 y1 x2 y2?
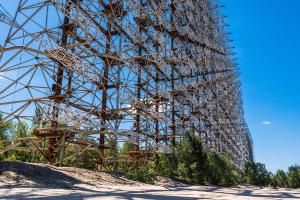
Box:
0 190 204 200
1 186 299 200
0 162 82 189
1 162 299 200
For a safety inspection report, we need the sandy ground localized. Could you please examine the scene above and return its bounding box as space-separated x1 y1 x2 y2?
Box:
1 184 300 200
1 162 300 200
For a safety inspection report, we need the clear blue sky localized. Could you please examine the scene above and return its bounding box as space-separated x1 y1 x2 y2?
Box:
221 0 300 172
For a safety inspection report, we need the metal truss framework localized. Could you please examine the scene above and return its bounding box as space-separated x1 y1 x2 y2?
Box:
0 0 253 169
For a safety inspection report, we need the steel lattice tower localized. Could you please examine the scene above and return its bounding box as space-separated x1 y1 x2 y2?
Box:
0 0 253 169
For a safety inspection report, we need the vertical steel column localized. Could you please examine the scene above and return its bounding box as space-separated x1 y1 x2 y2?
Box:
47 0 72 164
99 11 112 165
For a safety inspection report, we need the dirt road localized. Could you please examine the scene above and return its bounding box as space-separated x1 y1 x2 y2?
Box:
1 162 299 200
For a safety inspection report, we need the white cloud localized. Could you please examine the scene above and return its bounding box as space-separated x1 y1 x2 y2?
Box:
262 121 272 125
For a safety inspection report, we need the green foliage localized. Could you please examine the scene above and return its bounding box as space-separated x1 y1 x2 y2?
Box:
153 134 241 186
153 148 178 177
0 114 10 136
1 111 300 188
119 141 135 156
0 113 11 148
243 162 272 186
204 152 241 186
5 122 31 162
272 170 288 188
176 134 206 184
241 163 300 188
116 141 155 184
11 122 28 139
117 141 135 173
125 166 156 184
287 165 300 188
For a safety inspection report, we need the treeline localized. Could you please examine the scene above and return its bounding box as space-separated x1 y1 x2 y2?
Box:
122 134 300 188
0 114 37 162
243 162 300 188
1 113 300 188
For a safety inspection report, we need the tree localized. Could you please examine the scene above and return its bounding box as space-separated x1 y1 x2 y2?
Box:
176 133 240 186
11 122 28 139
287 165 300 188
0 113 12 161
176 133 206 184
204 152 241 186
0 113 11 145
273 170 288 188
32 107 46 128
4 122 30 162
153 147 178 178
243 162 272 186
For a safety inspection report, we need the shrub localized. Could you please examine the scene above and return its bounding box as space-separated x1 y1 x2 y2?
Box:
125 166 156 184
243 162 272 186
272 170 288 188
287 165 300 188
